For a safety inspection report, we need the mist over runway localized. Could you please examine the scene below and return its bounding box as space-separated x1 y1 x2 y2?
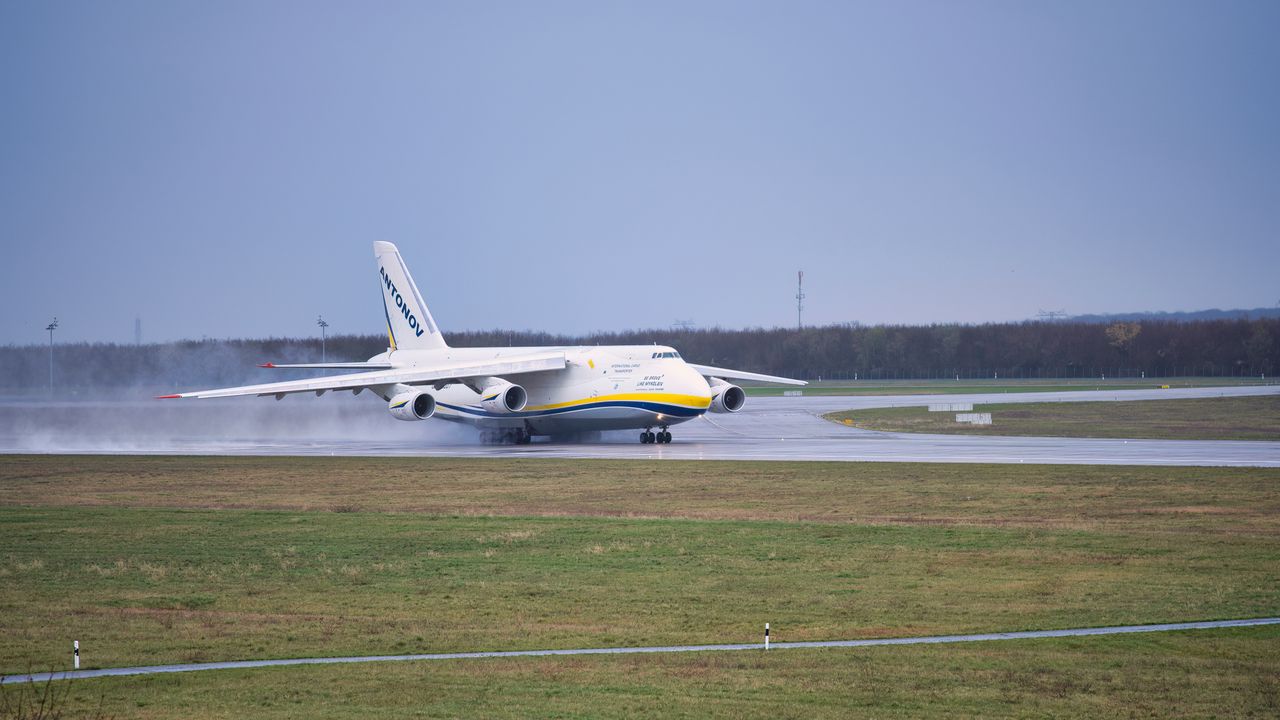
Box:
1 385 1275 466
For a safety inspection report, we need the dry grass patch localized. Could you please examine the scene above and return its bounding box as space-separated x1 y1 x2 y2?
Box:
3 455 1278 536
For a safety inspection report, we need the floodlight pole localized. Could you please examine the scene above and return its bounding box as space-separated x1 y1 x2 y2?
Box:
45 317 58 397
317 316 329 363
796 271 805 331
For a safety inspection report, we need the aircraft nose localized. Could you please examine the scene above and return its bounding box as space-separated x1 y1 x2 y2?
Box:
679 364 713 403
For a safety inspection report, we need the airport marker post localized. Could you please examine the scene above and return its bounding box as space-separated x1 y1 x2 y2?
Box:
765 623 770 650
73 640 79 669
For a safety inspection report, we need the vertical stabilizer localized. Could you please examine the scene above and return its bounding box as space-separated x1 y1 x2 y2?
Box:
374 242 447 351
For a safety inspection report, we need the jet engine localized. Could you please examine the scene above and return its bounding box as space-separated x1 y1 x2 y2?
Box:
707 377 746 413
388 389 436 421
480 382 528 413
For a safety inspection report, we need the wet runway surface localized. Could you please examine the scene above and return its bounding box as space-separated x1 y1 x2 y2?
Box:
2 385 1277 466
6 617 1277 685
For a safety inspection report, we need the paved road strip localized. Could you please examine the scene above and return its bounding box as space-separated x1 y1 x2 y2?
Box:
6 617 1278 685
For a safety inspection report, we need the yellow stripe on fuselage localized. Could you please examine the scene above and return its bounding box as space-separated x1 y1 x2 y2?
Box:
525 392 712 412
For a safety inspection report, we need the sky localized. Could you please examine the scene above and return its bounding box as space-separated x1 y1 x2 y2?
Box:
2 0 1278 345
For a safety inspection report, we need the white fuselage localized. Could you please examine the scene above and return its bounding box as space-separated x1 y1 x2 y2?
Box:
372 344 714 435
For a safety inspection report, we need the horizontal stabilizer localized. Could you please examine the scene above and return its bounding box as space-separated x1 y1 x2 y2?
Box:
687 363 807 386
259 362 394 370
160 352 567 400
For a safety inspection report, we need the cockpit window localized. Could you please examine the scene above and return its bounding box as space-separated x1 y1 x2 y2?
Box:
650 351 681 359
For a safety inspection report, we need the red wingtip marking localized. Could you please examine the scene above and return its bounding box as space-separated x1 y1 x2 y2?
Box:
258 362 276 368
155 394 181 399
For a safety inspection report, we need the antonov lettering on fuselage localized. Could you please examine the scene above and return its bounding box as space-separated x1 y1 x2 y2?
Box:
160 242 805 444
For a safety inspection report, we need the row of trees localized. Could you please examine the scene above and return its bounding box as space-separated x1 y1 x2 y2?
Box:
453 318 1277 379
2 319 1276 392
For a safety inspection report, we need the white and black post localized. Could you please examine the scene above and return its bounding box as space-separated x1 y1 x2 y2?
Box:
764 623 770 650
73 640 79 669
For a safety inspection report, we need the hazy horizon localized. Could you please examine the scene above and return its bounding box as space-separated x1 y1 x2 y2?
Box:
3 1 1278 345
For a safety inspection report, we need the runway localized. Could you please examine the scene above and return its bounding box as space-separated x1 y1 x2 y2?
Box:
5 617 1277 685
1 385 1277 466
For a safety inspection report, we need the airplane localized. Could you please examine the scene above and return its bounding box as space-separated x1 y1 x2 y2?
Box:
160 242 806 444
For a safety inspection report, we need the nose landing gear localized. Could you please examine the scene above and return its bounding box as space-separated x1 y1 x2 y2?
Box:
480 428 533 445
640 426 672 444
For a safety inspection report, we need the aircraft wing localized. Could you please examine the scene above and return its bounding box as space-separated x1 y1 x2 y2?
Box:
159 352 567 399
687 363 807 386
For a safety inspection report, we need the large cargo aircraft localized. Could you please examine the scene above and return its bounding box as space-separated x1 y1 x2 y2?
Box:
161 242 805 444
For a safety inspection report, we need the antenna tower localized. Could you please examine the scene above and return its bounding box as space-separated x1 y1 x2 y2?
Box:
45 317 59 397
316 315 329 362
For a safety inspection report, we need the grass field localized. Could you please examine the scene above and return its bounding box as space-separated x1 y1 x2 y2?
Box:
825 395 1280 441
2 455 1278 717
744 377 1273 396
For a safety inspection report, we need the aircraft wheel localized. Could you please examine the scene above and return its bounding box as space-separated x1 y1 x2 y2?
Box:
640 431 650 444
661 431 672 443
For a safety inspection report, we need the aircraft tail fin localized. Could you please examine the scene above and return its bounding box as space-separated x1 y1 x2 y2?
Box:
374 241 447 351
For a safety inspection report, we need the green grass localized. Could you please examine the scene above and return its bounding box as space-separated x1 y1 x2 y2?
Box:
2 455 1278 717
4 504 1275 675
744 377 1272 396
825 395 1280 441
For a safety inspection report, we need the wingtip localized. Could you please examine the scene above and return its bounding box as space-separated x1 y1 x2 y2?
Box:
155 394 182 399
258 362 276 368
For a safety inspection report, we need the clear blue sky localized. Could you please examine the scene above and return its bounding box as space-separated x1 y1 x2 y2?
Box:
2 0 1277 345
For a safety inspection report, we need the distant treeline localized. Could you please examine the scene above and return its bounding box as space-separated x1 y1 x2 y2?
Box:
1064 307 1280 323
2 319 1276 392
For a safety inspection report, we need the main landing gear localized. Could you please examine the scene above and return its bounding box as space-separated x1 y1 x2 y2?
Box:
640 426 672 444
480 428 532 445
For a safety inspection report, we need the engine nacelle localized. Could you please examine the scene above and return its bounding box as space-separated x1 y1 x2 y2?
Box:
481 382 528 413
388 390 436 421
707 377 746 413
